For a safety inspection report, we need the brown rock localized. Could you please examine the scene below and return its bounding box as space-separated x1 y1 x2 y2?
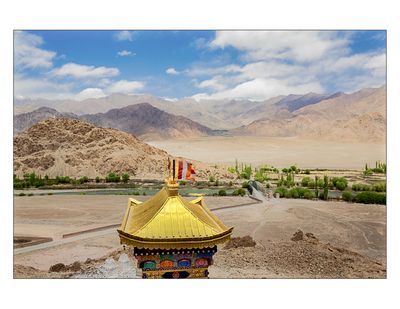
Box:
68 261 82 272
291 230 304 241
49 263 67 272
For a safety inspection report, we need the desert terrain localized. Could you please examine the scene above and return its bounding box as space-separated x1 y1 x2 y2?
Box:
14 193 386 278
148 136 386 169
13 85 387 279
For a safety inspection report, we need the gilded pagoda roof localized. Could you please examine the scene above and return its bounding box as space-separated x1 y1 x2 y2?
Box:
117 180 233 249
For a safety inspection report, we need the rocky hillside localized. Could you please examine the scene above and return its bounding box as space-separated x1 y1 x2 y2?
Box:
13 117 170 179
13 107 78 134
14 103 214 140
80 103 213 140
13 118 233 179
230 85 386 143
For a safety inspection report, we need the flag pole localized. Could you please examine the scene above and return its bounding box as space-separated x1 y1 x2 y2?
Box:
168 157 173 183
172 158 175 183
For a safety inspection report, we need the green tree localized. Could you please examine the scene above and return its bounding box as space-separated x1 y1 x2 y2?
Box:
303 190 314 199
106 173 120 183
78 176 89 184
122 173 130 183
301 177 311 187
233 188 246 196
274 187 287 197
323 175 329 200
342 191 353 202
353 191 386 204
227 166 236 174
335 179 347 191
240 165 252 180
218 189 227 196
364 169 373 176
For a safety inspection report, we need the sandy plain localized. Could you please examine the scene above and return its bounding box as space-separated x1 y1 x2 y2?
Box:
13 195 255 270
14 194 386 276
148 136 386 169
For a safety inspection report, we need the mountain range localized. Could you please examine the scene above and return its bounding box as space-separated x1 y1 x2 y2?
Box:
13 91 348 129
14 85 386 143
14 103 213 140
230 85 386 143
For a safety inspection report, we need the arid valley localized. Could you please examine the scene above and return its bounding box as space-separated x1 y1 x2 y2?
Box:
12 30 387 279
148 136 386 169
13 86 387 279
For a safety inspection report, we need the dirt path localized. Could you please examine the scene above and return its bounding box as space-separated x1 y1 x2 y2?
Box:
14 197 262 255
14 227 118 255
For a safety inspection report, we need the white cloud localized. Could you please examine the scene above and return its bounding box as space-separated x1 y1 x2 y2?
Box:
210 31 350 62
75 88 106 101
117 50 135 57
197 76 227 91
105 80 144 94
188 31 386 101
187 64 241 77
192 37 208 49
162 97 179 102
166 67 180 75
14 31 145 101
51 63 120 78
115 31 134 41
14 31 57 69
193 78 323 101
14 74 145 100
14 75 73 100
364 53 386 70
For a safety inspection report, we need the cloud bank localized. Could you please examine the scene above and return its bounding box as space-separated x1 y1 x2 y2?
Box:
14 31 145 101
191 31 386 101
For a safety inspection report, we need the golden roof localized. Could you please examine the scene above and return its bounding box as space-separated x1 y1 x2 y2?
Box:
117 180 233 249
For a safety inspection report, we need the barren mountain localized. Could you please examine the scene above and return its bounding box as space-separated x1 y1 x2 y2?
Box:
80 103 213 140
231 86 386 143
14 92 344 130
14 94 167 116
13 118 233 179
15 86 386 143
14 103 214 140
13 107 79 134
295 86 385 120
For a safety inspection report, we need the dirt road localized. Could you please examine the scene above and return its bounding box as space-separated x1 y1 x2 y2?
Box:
13 194 386 273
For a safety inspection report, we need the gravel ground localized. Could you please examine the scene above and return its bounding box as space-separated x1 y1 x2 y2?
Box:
209 234 386 279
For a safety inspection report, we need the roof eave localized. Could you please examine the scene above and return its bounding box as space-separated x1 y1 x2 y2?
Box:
117 227 233 250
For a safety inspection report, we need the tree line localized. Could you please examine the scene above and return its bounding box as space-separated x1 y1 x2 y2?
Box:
14 172 131 189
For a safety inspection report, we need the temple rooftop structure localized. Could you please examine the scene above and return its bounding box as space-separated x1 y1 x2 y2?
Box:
117 178 233 278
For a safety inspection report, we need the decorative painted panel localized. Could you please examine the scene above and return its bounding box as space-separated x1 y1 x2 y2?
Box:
177 258 191 268
195 258 208 267
143 260 156 270
160 259 174 269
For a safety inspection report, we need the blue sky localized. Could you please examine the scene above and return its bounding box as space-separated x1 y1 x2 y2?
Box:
14 30 386 101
